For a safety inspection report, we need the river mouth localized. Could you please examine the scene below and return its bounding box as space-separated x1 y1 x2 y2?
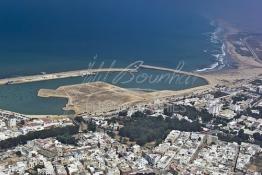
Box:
0 68 208 115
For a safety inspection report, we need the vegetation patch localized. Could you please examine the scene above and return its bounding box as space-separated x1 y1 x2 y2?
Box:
164 104 213 123
232 94 249 104
212 91 228 98
0 125 79 150
109 111 202 146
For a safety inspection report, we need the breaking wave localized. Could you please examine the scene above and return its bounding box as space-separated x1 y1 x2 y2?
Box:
196 22 226 72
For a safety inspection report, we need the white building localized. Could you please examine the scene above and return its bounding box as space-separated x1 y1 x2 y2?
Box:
230 104 241 112
208 104 222 115
257 85 262 94
8 118 17 128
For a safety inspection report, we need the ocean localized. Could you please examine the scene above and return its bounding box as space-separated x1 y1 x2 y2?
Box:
0 0 225 77
0 0 225 114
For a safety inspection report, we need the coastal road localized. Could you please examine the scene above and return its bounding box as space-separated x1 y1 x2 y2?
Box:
243 37 262 63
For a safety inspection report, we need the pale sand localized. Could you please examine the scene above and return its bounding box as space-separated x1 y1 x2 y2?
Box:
38 81 209 115
38 81 150 115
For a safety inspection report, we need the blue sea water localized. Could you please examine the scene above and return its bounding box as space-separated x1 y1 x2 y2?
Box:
0 0 224 114
0 0 222 78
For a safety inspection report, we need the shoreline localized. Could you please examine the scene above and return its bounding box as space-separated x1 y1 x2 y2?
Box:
196 19 241 73
145 21 262 105
0 21 235 88
1 21 262 116
196 24 226 72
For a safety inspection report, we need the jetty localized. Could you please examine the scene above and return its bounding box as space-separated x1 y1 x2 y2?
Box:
0 68 136 85
140 64 209 80
0 64 211 86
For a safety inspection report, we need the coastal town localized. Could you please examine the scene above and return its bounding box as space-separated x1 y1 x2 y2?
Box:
0 2 262 174
0 75 261 174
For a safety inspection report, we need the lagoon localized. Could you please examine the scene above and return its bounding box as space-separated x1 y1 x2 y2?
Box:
0 68 208 115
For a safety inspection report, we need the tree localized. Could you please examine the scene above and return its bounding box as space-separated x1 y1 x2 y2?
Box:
0 125 79 150
88 122 96 132
119 110 128 116
56 133 77 145
117 111 202 146
253 133 262 141
238 129 249 141
15 151 22 157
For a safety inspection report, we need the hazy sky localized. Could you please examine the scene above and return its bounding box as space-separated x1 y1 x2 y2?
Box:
126 0 262 32
149 0 262 32
0 0 261 34
197 0 262 32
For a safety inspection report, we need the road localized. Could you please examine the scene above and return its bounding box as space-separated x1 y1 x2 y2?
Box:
243 37 262 63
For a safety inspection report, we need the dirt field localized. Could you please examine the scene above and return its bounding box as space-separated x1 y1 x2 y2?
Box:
38 82 151 115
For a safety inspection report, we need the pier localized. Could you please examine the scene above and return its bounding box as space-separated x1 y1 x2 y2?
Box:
140 64 209 81
0 64 211 86
0 68 136 85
